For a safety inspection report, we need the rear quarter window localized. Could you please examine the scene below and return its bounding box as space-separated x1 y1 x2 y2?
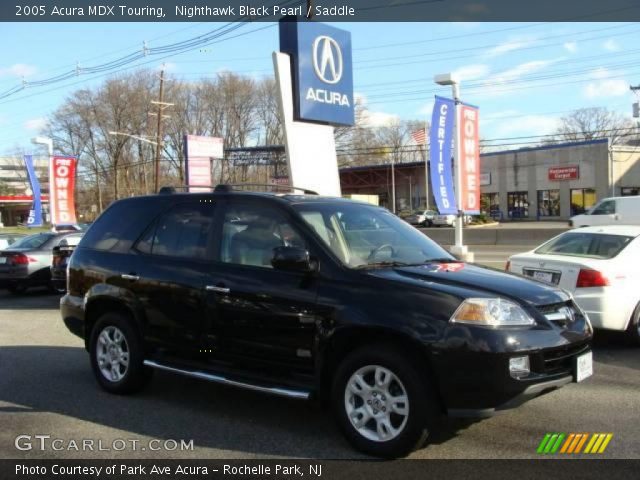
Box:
79 199 165 253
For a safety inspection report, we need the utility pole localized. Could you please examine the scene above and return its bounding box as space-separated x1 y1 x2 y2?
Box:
150 70 173 193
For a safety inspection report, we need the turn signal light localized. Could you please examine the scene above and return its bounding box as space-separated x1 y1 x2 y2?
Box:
576 269 609 288
505 260 511 271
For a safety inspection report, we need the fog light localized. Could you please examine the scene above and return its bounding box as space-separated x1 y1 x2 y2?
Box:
509 356 530 378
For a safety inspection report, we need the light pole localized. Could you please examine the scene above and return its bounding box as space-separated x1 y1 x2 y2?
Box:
434 73 473 262
31 136 53 228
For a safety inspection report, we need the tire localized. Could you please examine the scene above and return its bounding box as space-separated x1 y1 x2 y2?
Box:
47 281 66 295
626 302 640 347
331 345 440 458
89 312 152 394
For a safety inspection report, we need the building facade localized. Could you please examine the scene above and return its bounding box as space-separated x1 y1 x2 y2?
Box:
0 156 49 227
339 139 640 220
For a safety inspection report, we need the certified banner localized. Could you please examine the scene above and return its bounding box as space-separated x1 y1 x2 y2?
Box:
23 155 43 227
459 103 480 214
49 156 78 225
429 96 457 214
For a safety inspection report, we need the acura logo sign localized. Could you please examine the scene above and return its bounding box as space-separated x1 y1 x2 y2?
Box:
312 35 343 84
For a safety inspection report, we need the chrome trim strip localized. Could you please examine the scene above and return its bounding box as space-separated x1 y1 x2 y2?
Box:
205 285 230 294
143 360 310 400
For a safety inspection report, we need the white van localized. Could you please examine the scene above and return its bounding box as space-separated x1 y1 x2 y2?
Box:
569 196 640 227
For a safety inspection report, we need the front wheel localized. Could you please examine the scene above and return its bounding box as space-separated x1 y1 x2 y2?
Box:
89 313 152 394
332 345 440 458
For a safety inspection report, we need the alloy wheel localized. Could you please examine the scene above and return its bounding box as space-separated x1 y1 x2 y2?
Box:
96 326 130 383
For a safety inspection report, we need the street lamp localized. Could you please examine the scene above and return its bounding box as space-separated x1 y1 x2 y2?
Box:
434 73 473 262
31 136 53 156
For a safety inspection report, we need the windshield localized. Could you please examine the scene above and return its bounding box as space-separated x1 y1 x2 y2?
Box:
535 232 633 259
8 233 54 250
293 202 454 268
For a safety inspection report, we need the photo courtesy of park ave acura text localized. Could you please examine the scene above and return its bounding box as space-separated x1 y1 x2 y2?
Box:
1 0 640 477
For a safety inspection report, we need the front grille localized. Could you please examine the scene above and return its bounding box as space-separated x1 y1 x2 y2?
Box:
536 301 581 329
540 343 590 376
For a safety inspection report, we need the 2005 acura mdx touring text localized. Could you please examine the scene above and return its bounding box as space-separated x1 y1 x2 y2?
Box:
61 184 593 458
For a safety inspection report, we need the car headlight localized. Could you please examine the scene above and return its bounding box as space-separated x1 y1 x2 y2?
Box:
450 298 535 327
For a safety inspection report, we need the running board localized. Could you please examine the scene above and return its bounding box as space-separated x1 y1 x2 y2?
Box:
143 360 311 400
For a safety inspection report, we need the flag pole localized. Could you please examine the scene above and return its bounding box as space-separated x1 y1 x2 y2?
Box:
424 125 429 210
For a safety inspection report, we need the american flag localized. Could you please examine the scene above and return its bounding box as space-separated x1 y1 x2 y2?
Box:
411 128 427 145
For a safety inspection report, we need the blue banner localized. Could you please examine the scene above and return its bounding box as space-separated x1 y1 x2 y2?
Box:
429 96 457 214
23 155 43 227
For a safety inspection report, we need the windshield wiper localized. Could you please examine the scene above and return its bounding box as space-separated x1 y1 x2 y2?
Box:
355 261 411 269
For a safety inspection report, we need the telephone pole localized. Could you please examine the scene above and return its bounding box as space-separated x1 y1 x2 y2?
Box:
150 69 173 193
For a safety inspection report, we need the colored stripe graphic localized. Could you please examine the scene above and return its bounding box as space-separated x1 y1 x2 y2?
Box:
538 433 613 454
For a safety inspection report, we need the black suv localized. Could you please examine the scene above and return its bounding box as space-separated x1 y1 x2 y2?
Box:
61 185 593 457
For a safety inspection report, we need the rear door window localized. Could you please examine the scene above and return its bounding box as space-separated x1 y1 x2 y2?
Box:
535 232 633 259
135 203 215 259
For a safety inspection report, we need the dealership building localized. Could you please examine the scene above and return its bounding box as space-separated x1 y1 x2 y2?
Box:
0 156 49 227
340 138 640 220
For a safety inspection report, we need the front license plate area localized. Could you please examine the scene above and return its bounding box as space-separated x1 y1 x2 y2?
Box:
575 351 593 382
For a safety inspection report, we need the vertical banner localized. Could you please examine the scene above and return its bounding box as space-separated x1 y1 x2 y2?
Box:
184 135 223 192
459 103 480 214
23 155 43 227
429 96 457 214
49 156 78 226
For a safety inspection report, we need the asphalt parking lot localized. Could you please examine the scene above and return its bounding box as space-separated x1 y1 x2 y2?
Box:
1 277 638 460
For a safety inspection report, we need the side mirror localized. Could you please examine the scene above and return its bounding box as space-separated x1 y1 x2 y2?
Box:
614 213 620 221
271 246 316 273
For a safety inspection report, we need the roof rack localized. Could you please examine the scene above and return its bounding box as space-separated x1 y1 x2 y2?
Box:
157 184 319 195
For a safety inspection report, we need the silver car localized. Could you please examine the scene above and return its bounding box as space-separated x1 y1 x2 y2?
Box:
0 232 83 294
0 233 26 250
405 209 437 227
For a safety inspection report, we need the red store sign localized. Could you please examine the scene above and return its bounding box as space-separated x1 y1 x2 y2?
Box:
548 165 579 180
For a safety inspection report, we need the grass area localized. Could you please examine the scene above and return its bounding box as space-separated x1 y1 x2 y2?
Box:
0 226 50 234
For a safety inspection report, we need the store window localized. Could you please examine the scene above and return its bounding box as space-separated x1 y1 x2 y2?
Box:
537 190 560 217
481 193 501 219
621 187 640 196
507 191 529 219
570 188 597 216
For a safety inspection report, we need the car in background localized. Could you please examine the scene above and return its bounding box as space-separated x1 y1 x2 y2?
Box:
432 213 473 227
404 209 437 227
0 233 26 250
507 226 640 344
50 234 84 293
0 231 84 294
569 195 640 227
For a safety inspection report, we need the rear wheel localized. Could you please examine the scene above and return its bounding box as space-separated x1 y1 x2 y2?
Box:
89 312 152 394
626 302 640 347
332 345 440 458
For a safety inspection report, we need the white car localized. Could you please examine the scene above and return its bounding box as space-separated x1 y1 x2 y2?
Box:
432 214 472 227
569 195 640 227
404 209 437 226
507 225 640 344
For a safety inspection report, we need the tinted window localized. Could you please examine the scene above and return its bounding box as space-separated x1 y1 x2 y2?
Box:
8 233 54 249
136 203 214 259
220 204 306 269
80 199 163 252
535 232 633 259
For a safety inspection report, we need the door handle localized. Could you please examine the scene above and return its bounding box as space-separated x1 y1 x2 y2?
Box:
121 274 140 281
206 285 230 294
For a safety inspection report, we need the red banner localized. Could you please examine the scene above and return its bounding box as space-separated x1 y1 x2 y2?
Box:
548 165 579 180
459 104 480 213
49 156 77 225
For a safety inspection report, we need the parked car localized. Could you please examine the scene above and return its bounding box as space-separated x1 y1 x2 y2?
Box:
507 225 640 344
0 231 84 294
404 209 437 227
432 213 472 227
50 234 84 292
61 185 592 458
0 233 26 250
569 195 640 227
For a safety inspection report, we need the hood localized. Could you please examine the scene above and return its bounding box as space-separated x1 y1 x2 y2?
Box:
365 262 568 306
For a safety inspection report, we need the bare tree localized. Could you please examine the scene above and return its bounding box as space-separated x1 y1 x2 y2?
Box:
553 107 635 145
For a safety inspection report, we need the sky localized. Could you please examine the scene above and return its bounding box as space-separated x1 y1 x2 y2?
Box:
0 21 638 156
